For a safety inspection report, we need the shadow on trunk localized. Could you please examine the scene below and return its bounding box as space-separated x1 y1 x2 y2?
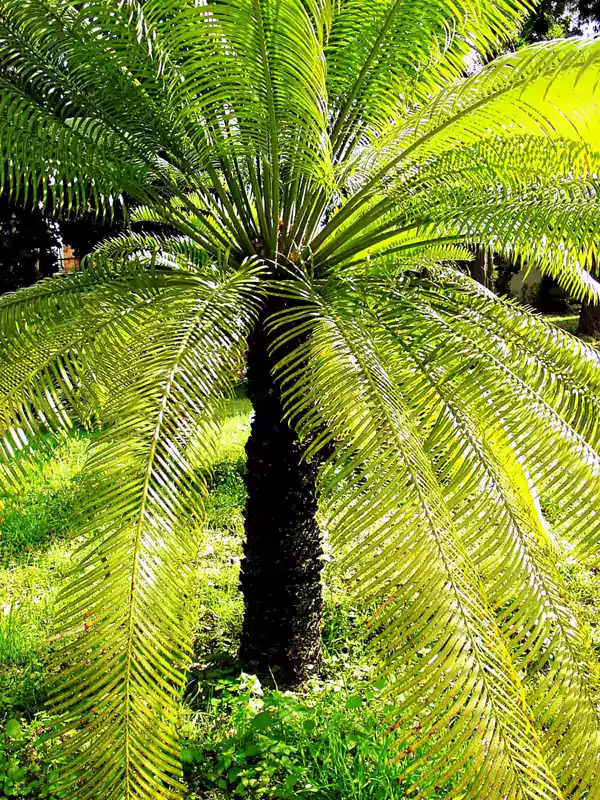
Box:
239 298 323 688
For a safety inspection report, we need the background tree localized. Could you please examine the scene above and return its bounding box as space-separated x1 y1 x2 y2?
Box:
59 209 126 262
519 1 600 327
0 192 125 292
466 245 495 289
522 0 600 40
2 3 600 799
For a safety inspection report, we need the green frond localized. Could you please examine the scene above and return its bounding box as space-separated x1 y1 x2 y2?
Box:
3 3 600 797
167 0 332 171
0 82 144 213
411 269 600 450
0 262 264 799
396 271 600 565
367 37 600 178
411 182 600 300
315 176 600 299
270 279 567 798
0 0 175 212
86 232 215 275
0 260 261 479
332 243 474 280
49 266 262 800
314 37 600 292
0 268 180 482
0 0 241 247
363 282 600 795
0 0 335 252
160 0 333 252
325 0 529 158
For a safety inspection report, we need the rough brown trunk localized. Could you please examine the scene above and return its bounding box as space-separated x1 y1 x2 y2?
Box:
239 298 323 687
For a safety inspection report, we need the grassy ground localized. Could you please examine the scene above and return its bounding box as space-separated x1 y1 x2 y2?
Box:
543 311 600 349
544 313 580 335
0 398 427 800
3 392 600 799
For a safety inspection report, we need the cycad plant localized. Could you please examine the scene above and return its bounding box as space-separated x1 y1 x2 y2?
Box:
2 1 600 798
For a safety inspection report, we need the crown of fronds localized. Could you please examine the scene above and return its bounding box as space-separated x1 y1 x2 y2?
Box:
2 1 600 798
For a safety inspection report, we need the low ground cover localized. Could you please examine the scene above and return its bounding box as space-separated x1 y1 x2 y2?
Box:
2 389 600 799
0 399 415 799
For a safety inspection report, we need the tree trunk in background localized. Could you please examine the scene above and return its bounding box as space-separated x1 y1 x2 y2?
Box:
469 245 494 289
577 300 600 336
0 191 62 293
239 301 323 687
578 258 600 337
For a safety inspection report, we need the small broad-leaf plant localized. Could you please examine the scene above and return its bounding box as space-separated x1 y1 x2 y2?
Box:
1 1 600 798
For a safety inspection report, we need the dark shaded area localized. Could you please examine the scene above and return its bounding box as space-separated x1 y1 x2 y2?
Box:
536 276 572 314
577 298 600 335
0 194 62 293
59 206 127 260
468 246 494 289
0 191 127 293
240 298 323 687
494 253 520 297
578 259 600 336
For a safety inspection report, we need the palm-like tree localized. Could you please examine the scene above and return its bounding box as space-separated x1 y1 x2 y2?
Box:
2 1 600 797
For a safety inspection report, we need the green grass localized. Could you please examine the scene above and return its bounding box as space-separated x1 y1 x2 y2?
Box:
544 311 600 348
0 398 431 800
0 435 89 798
2 393 600 799
544 313 580 335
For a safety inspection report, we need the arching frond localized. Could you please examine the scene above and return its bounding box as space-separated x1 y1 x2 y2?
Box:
313 37 600 293
0 0 180 211
359 37 600 182
2 2 600 798
270 281 563 798
0 0 333 253
395 270 600 564
326 0 529 158
0 268 171 483
0 260 263 798
87 232 214 275
321 178 600 298
406 267 600 450
0 265 219 477
270 272 600 796
333 243 474 279
369 281 600 795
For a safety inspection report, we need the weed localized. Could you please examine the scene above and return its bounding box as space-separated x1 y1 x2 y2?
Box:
182 670 410 800
0 717 60 798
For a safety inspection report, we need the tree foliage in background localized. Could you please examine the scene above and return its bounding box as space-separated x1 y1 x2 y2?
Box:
520 1 600 322
522 0 600 40
2 2 600 798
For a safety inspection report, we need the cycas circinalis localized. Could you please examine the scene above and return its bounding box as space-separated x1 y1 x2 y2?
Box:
2 1 600 798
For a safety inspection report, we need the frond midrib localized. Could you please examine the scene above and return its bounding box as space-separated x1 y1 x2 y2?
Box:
315 303 554 797
121 273 250 795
